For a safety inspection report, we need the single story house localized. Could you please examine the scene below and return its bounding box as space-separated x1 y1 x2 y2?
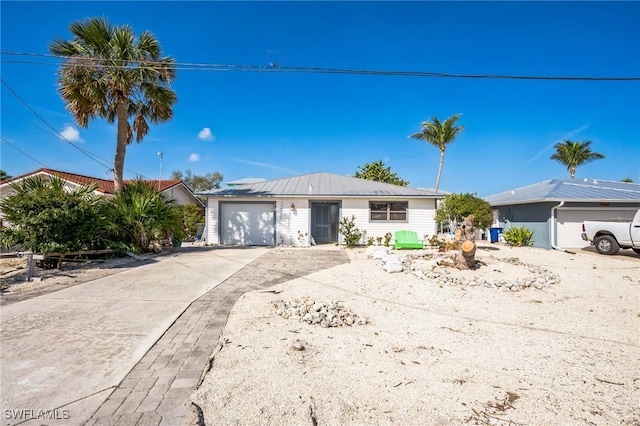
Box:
196 172 444 246
0 168 204 208
484 179 640 250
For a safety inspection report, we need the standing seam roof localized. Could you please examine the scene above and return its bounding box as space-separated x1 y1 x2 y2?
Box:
197 172 443 197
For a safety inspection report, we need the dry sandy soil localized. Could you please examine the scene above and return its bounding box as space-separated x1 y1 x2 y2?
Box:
192 243 640 426
0 250 175 305
2 243 638 425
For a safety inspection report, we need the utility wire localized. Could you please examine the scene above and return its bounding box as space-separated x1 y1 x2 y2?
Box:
1 79 114 172
0 106 146 178
1 50 638 81
1 137 49 168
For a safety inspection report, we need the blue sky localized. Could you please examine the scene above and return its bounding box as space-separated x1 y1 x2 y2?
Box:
1 1 639 196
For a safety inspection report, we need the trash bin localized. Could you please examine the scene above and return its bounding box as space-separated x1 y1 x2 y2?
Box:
489 227 503 243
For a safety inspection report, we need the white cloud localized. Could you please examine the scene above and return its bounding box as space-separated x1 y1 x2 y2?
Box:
189 153 200 162
198 128 214 141
59 124 83 142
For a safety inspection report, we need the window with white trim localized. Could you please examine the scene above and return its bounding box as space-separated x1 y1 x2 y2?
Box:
369 201 408 222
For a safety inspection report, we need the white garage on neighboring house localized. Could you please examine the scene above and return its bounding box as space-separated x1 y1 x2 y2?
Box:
196 172 444 247
484 179 640 250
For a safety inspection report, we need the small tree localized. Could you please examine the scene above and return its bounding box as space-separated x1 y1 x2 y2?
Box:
171 169 223 192
621 178 634 183
435 193 493 231
339 215 363 248
176 204 203 237
0 176 101 254
354 160 409 186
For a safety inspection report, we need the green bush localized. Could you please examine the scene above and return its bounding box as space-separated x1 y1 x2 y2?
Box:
176 204 203 238
502 227 534 247
339 215 363 248
0 176 102 254
100 179 184 253
383 232 392 247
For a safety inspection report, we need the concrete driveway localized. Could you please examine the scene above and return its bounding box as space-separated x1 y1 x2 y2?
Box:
0 247 269 426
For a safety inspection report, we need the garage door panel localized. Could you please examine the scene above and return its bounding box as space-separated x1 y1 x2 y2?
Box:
557 209 635 248
221 203 275 246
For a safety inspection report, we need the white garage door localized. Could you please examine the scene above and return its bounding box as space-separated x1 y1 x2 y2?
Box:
220 203 275 246
557 209 636 248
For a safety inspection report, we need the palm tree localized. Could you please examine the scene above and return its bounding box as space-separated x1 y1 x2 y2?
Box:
50 18 177 192
409 113 464 191
550 140 605 179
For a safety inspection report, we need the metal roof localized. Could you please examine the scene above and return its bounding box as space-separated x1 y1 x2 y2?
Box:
484 179 640 206
197 172 443 198
226 177 267 186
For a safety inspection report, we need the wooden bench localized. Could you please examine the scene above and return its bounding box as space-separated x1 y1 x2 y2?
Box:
392 230 424 250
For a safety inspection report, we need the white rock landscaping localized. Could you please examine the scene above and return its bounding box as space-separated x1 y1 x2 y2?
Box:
274 298 367 327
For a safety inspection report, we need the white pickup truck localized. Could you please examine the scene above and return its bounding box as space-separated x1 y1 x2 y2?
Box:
581 209 640 255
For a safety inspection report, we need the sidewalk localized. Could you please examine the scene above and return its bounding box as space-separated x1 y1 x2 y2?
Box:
85 247 349 426
1 247 269 426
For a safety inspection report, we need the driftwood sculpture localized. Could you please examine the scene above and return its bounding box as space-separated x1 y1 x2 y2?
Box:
455 214 478 270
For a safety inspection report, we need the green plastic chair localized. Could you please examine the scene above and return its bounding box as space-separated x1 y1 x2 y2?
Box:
393 230 424 249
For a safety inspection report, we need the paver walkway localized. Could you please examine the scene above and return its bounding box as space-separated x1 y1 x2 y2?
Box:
86 247 349 426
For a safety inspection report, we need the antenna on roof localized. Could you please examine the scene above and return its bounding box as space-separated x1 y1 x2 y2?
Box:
157 151 163 190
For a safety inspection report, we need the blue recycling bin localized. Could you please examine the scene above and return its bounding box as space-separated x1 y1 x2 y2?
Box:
489 227 503 243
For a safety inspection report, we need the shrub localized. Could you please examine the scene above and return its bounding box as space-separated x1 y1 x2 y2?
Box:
100 179 184 253
0 176 102 254
502 227 534 247
339 215 363 248
176 205 203 238
383 232 392 247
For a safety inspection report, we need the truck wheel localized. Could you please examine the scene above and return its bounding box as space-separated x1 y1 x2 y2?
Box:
595 235 620 255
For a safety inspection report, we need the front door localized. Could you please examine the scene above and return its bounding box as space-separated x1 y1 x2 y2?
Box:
311 202 339 243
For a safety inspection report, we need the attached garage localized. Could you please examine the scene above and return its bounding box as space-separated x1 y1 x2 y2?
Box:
485 179 640 250
557 208 637 248
219 202 275 246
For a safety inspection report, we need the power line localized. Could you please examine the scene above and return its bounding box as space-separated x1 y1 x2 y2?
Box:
0 106 146 178
1 50 638 81
1 79 115 173
1 137 49 168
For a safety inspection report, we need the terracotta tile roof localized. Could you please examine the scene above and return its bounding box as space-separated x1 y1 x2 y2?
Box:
1 168 183 194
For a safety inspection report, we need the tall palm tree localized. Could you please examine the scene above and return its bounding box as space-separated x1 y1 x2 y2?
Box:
50 18 177 192
409 113 464 191
550 140 605 179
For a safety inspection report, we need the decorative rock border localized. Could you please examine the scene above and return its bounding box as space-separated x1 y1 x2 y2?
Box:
367 247 560 291
409 254 560 291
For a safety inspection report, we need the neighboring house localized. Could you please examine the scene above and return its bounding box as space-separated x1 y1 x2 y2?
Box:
0 168 204 207
226 178 267 187
196 172 444 246
484 179 640 250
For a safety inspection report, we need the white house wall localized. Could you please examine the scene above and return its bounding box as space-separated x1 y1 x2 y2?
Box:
341 198 437 244
275 199 310 246
204 196 437 246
